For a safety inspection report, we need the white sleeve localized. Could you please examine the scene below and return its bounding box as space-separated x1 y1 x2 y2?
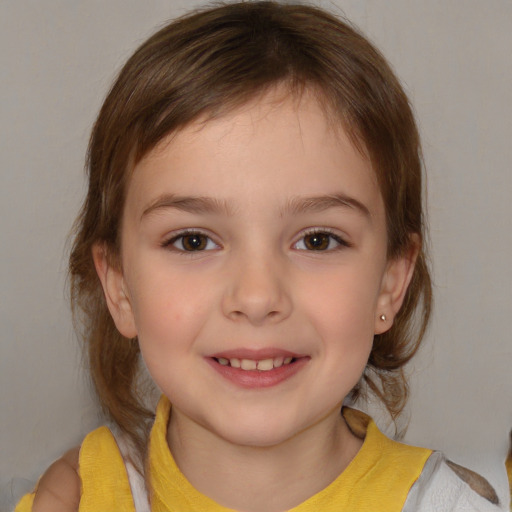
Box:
403 452 506 512
113 428 151 512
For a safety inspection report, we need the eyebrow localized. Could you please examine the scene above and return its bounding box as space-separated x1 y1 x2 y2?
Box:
142 194 234 219
282 194 371 219
141 192 371 220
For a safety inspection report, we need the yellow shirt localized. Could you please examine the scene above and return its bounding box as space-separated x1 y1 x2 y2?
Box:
16 397 433 511
505 442 512 509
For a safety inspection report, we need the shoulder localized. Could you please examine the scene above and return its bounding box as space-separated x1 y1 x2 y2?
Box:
17 425 134 512
408 452 503 512
31 447 81 512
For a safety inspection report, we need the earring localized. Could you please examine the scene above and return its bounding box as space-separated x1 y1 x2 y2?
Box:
379 314 386 321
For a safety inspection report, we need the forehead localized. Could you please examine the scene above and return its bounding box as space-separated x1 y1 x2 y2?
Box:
135 85 365 168
126 89 382 221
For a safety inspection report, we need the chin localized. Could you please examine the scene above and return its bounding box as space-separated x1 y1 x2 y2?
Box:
208 409 314 449
220 426 297 449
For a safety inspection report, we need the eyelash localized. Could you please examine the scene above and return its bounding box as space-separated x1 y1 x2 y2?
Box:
161 230 220 253
162 228 350 253
293 228 351 252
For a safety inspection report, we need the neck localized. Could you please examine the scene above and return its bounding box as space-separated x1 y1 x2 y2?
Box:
167 407 363 512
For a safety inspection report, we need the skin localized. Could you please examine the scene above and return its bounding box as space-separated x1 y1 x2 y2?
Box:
95 89 416 511
31 448 80 512
32 89 417 511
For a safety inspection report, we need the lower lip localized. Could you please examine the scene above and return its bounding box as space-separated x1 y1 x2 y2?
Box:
207 357 309 389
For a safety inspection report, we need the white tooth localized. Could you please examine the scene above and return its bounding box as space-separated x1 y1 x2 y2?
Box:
273 356 284 368
230 358 241 368
257 359 274 371
283 357 293 365
241 359 257 370
218 357 229 366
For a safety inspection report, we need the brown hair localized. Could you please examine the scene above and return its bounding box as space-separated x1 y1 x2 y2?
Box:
70 0 432 456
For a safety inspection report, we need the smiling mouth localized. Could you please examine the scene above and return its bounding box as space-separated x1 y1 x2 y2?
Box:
214 356 296 371
209 353 309 388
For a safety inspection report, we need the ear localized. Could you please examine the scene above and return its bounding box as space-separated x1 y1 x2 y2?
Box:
92 243 138 339
374 235 419 335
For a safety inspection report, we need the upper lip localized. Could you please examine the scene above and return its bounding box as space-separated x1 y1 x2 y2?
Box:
209 348 306 360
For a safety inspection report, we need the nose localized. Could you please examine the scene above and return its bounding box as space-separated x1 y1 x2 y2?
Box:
221 250 292 326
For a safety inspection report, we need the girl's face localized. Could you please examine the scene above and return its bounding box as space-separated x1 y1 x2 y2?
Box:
96 89 414 449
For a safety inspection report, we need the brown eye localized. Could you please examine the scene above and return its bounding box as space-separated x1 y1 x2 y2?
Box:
182 234 207 251
304 233 330 250
167 232 218 252
294 231 348 251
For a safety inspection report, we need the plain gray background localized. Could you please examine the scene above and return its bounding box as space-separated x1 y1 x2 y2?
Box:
1 1 511 509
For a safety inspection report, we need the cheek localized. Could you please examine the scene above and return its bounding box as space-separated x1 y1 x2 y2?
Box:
320 306 375 397
306 269 382 335
302 267 381 374
129 283 211 399
127 270 217 359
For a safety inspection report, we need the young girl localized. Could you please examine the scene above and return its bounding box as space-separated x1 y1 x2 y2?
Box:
16 2 504 511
